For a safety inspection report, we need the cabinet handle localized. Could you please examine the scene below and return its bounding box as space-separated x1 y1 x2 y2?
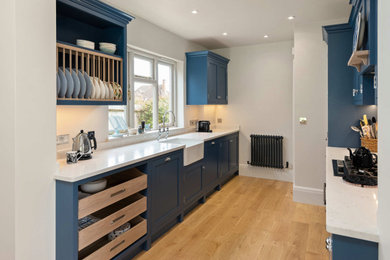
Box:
217 95 221 99
211 141 215 145
202 166 206 170
111 189 126 198
165 157 171 162
111 214 125 225
325 236 332 252
110 239 125 252
229 140 233 143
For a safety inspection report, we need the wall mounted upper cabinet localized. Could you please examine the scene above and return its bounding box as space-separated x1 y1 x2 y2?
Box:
56 0 133 105
186 51 230 105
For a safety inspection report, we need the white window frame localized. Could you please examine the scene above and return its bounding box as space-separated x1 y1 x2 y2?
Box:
127 48 177 131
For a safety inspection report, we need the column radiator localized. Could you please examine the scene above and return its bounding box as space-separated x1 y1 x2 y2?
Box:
248 135 284 169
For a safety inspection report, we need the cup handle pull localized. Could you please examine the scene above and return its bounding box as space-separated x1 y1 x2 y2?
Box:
111 189 126 197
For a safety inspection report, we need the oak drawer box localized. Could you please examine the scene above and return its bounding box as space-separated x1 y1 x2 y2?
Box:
79 169 147 219
79 194 147 251
80 216 147 260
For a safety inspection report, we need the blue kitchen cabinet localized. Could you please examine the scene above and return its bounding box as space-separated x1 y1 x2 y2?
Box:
56 0 133 105
186 51 230 105
331 234 378 260
182 160 204 208
228 134 239 176
149 151 183 240
218 138 230 179
353 72 375 105
203 140 220 193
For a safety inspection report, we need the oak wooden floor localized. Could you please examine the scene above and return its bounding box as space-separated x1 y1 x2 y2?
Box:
135 176 329 260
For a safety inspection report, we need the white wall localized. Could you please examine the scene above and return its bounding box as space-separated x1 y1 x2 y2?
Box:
213 41 294 182
0 0 57 259
0 0 16 259
378 0 390 258
57 16 205 152
292 20 347 205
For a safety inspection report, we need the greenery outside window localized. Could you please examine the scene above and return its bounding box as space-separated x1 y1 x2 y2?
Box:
109 49 176 136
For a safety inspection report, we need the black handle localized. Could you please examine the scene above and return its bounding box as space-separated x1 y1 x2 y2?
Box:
88 131 97 150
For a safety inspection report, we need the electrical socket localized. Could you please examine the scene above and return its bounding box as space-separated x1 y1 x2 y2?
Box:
217 118 223 123
56 134 70 145
189 120 198 126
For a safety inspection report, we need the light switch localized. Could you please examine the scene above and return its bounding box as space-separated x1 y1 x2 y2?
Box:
299 117 307 125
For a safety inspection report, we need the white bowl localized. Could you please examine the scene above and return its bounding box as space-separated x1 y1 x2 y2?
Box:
99 42 116 48
77 39 95 50
100 46 116 54
80 178 107 193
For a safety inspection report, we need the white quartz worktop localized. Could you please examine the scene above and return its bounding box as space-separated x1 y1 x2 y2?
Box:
55 128 239 182
326 147 379 242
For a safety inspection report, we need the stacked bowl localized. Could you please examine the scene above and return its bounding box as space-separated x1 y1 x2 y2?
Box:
99 42 116 54
76 39 95 50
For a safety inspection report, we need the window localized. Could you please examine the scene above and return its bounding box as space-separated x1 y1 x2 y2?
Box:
108 49 177 136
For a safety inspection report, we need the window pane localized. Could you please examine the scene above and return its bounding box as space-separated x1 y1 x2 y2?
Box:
158 63 172 125
134 82 155 129
134 56 153 78
108 106 127 135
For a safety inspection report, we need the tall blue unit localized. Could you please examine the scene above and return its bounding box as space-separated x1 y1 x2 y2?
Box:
186 51 230 105
323 0 377 148
56 0 133 105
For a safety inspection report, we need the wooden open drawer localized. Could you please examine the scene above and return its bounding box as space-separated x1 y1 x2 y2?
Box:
79 168 147 219
80 216 147 260
79 193 147 251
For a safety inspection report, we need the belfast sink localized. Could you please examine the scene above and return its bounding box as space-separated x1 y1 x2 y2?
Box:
160 138 204 166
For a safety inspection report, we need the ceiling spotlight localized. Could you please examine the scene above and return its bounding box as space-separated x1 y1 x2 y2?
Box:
192 10 198 14
288 16 295 20
222 32 228 36
264 35 269 38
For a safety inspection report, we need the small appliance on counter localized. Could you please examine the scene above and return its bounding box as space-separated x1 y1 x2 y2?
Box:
332 147 378 187
197 120 212 132
72 130 97 160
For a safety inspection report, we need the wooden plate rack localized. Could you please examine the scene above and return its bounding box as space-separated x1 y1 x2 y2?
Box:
56 42 123 102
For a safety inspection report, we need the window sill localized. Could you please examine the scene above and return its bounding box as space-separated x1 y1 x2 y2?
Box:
102 127 193 150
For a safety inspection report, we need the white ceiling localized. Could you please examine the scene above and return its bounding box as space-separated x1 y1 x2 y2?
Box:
106 0 351 49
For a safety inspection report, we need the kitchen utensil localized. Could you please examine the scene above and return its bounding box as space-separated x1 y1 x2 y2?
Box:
60 67 74 98
347 147 377 168
99 42 116 54
357 12 366 50
362 125 372 138
108 222 131 241
83 72 93 99
70 69 80 98
72 130 97 160
351 126 363 137
197 121 211 132
58 69 67 98
78 71 86 98
92 78 100 99
99 79 107 99
108 82 114 99
66 151 82 164
363 114 368 126
80 178 107 193
76 39 95 50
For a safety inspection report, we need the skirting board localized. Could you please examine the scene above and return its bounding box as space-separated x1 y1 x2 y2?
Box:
239 164 293 183
293 185 324 206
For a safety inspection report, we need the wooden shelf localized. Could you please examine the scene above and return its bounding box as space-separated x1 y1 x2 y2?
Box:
348 50 369 72
57 98 122 102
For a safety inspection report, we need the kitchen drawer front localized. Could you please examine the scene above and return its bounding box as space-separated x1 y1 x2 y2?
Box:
79 195 147 251
79 172 147 219
82 217 147 260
